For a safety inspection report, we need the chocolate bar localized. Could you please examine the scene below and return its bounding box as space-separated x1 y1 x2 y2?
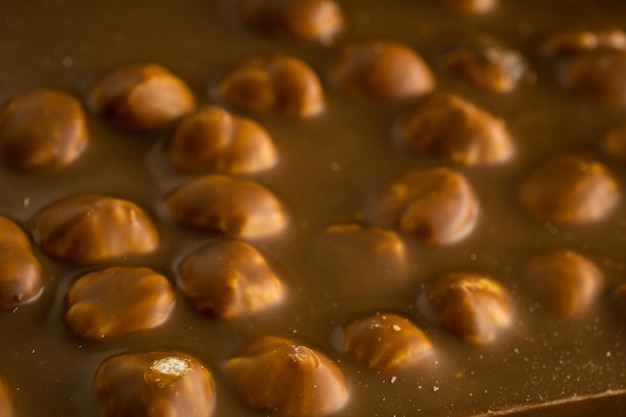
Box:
1 0 626 416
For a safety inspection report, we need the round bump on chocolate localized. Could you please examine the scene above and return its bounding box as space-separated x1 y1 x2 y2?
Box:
342 313 433 374
526 251 603 318
563 50 626 107
543 28 626 56
331 41 435 101
179 241 284 318
65 267 175 340
603 123 626 161
0 379 15 417
165 174 287 239
520 155 619 224
442 41 528 93
167 105 278 174
94 351 216 417
400 92 514 165
226 336 348 417
218 55 324 118
32 195 159 264
0 89 88 170
435 0 495 14
88 63 195 133
0 216 44 309
308 223 406 297
378 168 479 245
423 272 513 345
235 0 343 44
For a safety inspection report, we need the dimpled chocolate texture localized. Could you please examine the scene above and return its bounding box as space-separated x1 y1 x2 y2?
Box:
226 336 348 417
0 216 43 308
179 241 284 318
424 273 513 345
218 55 324 118
400 92 514 165
308 223 406 297
167 105 278 174
95 351 216 417
377 167 478 245
32 195 159 264
525 251 603 318
165 174 287 239
332 41 435 100
89 63 195 133
235 0 343 43
65 267 175 340
342 313 433 374
521 155 619 224
0 89 88 170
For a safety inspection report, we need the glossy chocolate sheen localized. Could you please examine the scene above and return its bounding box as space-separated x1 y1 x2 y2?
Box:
2 1 626 416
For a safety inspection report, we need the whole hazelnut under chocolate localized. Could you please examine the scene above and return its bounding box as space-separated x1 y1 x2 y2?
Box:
178 241 285 318
400 92 514 165
424 272 513 345
94 351 216 417
165 174 287 239
89 63 195 133
167 105 278 174
218 55 324 118
226 336 348 417
32 195 160 264
332 41 435 101
520 155 619 224
65 267 175 340
0 216 44 309
0 89 88 170
377 167 479 245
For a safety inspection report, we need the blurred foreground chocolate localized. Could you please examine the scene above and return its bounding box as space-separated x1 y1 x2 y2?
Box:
94 351 216 417
226 336 348 417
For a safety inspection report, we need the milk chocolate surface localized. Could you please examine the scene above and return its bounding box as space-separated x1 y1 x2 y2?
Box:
2 1 626 416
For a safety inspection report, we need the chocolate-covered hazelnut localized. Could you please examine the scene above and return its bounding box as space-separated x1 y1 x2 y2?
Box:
544 28 626 56
0 216 44 309
308 224 406 297
424 273 513 345
89 63 195 133
179 241 284 318
226 336 348 417
0 380 15 417
564 50 626 107
65 267 175 340
235 0 343 44
165 174 287 239
378 168 478 245
526 251 603 318
520 155 619 224
437 0 495 14
167 105 278 174
342 313 433 374
603 123 626 161
95 351 216 417
400 92 514 165
0 89 88 170
443 41 527 93
218 55 324 118
332 41 435 100
32 195 159 264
